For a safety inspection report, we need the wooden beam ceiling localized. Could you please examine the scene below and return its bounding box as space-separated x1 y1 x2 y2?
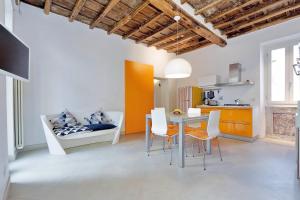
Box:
44 0 52 15
183 0 300 38
69 0 87 22
108 1 150 34
148 28 191 47
123 13 164 39
224 2 300 35
90 0 121 29
205 0 259 23
214 0 287 29
23 0 231 54
158 32 197 50
137 21 176 44
227 9 300 38
148 0 226 47
195 0 224 15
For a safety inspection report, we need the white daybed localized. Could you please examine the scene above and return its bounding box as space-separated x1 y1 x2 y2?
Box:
41 111 123 155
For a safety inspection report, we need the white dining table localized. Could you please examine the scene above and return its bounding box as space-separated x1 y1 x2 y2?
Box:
145 113 209 168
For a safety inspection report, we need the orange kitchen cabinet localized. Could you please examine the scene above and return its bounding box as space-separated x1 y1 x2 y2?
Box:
197 106 253 138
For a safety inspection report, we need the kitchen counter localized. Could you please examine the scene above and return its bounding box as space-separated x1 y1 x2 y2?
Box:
197 105 252 110
196 105 254 141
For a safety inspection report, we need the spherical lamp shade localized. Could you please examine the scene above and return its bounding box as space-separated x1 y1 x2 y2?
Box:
164 58 192 78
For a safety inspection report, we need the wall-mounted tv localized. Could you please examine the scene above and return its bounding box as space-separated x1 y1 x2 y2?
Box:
0 24 29 81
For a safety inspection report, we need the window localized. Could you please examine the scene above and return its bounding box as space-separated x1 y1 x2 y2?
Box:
271 48 286 101
267 41 300 104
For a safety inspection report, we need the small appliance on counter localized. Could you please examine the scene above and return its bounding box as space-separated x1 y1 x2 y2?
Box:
203 90 219 106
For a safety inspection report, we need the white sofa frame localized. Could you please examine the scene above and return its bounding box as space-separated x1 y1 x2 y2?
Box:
41 111 123 155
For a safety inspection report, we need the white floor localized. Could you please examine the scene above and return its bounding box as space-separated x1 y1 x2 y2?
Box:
8 134 300 200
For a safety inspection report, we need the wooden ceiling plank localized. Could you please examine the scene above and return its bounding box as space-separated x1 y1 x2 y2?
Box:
108 1 150 34
195 0 224 15
228 10 300 38
123 13 164 39
215 0 287 29
137 21 176 43
69 0 87 22
181 0 189 4
224 2 300 35
148 0 226 47
159 33 198 50
206 0 259 23
44 0 52 15
170 40 211 54
90 0 121 29
167 38 205 52
148 28 191 47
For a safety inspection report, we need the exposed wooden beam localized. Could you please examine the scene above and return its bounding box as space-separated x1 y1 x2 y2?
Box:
193 26 226 47
224 2 300 35
206 0 259 23
171 40 211 54
44 0 52 15
180 0 189 4
108 1 150 34
90 0 121 29
215 0 287 29
148 29 191 47
69 0 87 22
137 21 176 44
148 0 226 47
195 0 224 15
227 9 300 38
167 38 206 52
158 32 197 49
123 13 164 39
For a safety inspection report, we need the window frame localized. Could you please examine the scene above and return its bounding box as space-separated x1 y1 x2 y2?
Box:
266 39 300 105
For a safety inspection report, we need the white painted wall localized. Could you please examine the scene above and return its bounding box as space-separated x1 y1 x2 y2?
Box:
177 17 300 137
13 3 174 147
0 0 10 199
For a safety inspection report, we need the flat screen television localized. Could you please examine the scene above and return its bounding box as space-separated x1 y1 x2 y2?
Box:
0 24 29 81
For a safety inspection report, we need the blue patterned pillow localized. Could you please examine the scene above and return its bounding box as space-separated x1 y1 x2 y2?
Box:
84 110 112 125
51 110 78 129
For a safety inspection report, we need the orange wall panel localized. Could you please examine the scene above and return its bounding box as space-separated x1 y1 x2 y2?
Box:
125 60 154 134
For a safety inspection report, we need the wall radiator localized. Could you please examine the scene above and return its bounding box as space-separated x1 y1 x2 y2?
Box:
14 80 24 150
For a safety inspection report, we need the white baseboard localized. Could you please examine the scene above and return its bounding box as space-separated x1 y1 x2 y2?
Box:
19 143 47 152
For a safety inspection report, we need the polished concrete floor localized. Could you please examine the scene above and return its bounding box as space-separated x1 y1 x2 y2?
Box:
8 134 300 200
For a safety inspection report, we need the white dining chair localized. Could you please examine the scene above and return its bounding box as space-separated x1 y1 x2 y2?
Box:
186 110 223 170
149 109 178 165
152 107 177 150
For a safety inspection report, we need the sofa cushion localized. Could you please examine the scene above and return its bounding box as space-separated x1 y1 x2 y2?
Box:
85 123 116 131
51 109 78 129
53 125 90 136
84 110 113 125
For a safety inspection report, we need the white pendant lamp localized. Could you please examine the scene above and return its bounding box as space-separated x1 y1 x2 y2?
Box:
165 58 192 78
164 15 192 79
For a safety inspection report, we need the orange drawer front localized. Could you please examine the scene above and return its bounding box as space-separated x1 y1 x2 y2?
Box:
199 106 253 138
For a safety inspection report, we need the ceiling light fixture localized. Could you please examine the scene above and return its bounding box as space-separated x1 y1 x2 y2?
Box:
164 12 192 79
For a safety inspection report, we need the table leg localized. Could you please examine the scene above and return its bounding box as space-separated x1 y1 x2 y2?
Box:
178 121 185 168
206 139 212 154
145 117 150 155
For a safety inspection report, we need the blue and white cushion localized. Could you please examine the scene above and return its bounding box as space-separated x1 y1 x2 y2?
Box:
53 125 90 136
51 110 78 129
84 110 113 125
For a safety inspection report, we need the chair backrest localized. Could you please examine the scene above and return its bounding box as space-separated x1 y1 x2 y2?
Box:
151 109 168 136
207 110 221 138
155 107 166 112
188 108 201 116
